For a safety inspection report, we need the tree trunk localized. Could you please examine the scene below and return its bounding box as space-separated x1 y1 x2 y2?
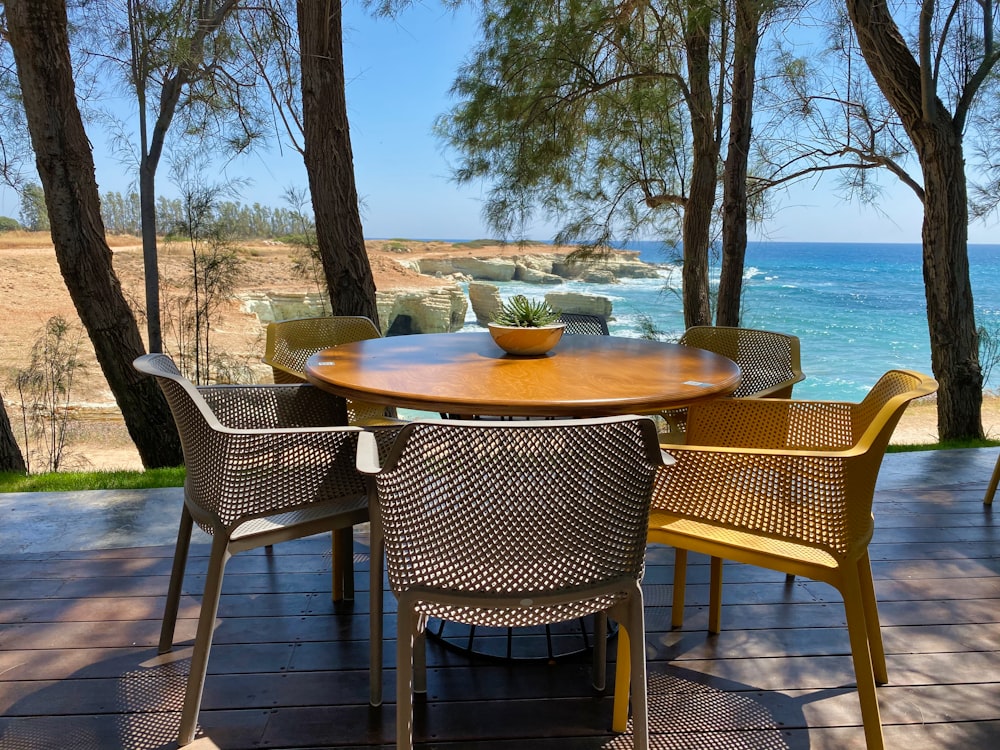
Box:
0 400 27 474
682 2 717 328
297 0 378 322
847 0 982 441
6 0 183 468
139 159 162 352
717 0 760 328
917 128 983 439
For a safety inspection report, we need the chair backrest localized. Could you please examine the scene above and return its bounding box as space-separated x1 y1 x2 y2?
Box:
370 417 663 606
679 369 937 554
264 316 382 383
679 325 804 398
134 353 362 530
558 312 610 336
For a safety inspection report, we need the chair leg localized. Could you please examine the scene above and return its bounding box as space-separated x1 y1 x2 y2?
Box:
708 556 723 634
841 569 885 750
611 614 631 733
627 593 649 750
413 614 427 695
396 599 419 750
609 592 648 749
369 528 384 707
159 505 194 654
592 612 608 691
985 455 1000 505
857 553 887 684
671 548 688 628
178 533 231 747
331 526 354 601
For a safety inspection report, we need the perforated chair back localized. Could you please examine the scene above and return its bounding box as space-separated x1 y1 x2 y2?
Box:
375 417 659 618
264 315 382 383
263 315 401 425
558 312 610 336
679 325 803 398
658 325 805 442
361 416 664 748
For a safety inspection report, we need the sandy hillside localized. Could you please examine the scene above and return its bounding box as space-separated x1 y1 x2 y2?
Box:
0 232 994 471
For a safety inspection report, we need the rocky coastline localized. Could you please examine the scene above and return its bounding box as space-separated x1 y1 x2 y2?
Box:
240 248 662 335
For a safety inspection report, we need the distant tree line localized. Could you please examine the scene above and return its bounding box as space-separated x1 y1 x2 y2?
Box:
13 182 314 240
105 189 313 239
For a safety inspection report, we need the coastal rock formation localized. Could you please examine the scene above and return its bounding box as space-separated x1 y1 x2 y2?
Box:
466 283 613 326
238 248 656 336
377 287 468 335
468 282 502 326
411 250 659 284
239 285 469 335
239 292 330 323
545 291 613 320
418 256 517 281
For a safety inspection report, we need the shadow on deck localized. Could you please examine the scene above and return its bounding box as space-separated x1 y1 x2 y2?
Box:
1 448 998 748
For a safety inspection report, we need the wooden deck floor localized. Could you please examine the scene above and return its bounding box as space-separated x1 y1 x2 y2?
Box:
1 448 999 749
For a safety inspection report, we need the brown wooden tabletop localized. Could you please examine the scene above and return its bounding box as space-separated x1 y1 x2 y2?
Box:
305 332 741 418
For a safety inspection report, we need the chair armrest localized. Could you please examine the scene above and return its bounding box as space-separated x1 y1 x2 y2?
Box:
189 425 366 530
356 430 382 475
262 357 308 384
684 397 858 451
198 383 348 429
743 369 805 399
653 444 873 555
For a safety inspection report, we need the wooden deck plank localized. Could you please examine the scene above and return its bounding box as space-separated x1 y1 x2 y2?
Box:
0 449 998 747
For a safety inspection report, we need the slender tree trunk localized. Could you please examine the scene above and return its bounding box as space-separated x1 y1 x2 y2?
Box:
847 0 982 441
139 160 162 352
297 0 378 322
682 2 717 328
717 0 759 328
0 400 27 474
916 128 983 439
6 0 183 468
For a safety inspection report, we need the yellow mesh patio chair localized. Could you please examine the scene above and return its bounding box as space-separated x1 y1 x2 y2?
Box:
263 315 403 426
658 325 805 442
647 369 937 750
134 353 368 747
357 416 667 750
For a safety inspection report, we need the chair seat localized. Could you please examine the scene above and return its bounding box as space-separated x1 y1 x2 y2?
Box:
648 510 845 575
230 497 369 543
409 589 630 628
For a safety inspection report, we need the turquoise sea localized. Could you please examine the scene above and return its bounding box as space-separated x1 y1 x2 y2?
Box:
458 241 1000 401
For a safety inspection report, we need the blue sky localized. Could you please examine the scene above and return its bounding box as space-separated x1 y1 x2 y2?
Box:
0 2 994 244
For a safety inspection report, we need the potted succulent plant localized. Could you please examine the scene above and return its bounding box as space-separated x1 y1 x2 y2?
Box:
487 295 566 356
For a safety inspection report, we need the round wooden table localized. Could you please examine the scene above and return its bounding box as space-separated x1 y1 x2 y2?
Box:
305 331 741 418
307 331 740 660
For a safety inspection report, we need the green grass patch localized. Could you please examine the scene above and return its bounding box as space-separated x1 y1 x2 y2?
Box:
0 467 185 493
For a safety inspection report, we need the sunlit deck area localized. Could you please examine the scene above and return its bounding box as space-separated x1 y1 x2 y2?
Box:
2 448 998 749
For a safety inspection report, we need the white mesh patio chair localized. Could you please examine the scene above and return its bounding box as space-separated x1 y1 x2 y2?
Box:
357 416 667 750
134 353 369 747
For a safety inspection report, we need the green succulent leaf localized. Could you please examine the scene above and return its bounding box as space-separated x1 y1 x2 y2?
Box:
490 294 561 327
